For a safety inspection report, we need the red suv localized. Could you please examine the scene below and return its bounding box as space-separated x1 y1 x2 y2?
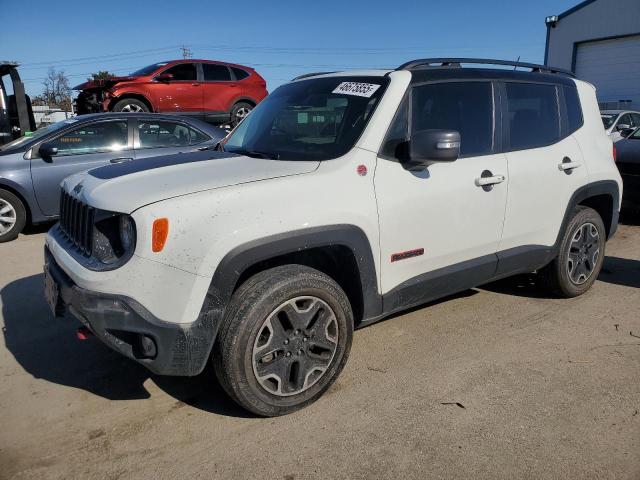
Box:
74 60 268 126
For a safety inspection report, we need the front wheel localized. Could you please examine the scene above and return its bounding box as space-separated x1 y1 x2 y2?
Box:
111 98 150 113
213 265 353 416
0 189 27 243
539 206 606 297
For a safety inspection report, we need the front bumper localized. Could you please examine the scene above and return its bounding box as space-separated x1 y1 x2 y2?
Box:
45 246 217 376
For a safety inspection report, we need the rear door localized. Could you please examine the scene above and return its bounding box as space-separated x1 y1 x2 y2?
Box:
498 81 588 254
133 118 212 160
30 119 131 216
200 63 237 115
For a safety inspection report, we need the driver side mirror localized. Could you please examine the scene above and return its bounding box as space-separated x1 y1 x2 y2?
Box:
403 129 460 169
39 142 58 162
155 73 174 82
616 123 631 131
619 127 635 138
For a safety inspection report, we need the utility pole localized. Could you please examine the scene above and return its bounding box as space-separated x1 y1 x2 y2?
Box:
180 46 192 59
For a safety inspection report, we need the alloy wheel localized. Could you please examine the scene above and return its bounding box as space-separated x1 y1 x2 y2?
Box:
235 106 251 122
120 104 144 113
252 296 338 396
566 222 600 285
0 199 17 236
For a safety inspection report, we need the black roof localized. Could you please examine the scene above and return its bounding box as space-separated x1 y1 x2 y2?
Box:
407 67 576 86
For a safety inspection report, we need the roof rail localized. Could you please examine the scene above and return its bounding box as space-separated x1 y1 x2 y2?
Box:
396 58 575 77
292 71 337 81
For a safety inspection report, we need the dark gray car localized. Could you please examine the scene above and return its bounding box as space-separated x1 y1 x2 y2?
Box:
615 127 640 210
0 113 224 242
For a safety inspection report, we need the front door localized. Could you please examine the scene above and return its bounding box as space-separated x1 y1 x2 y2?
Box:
30 119 131 216
152 62 202 114
375 81 508 304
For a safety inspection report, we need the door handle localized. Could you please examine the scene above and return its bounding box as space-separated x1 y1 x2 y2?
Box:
191 83 201 86
110 157 133 164
475 174 505 187
558 160 581 171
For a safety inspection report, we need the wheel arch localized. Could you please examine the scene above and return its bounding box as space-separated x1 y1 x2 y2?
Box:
109 92 154 112
0 180 34 224
558 180 620 244
209 225 382 326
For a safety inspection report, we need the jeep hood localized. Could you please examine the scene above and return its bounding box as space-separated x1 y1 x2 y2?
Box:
73 76 139 90
61 151 319 213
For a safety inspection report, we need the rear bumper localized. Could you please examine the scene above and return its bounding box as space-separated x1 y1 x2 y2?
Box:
45 246 217 376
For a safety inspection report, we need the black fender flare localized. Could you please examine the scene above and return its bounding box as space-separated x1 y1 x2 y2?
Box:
555 180 620 247
207 224 382 323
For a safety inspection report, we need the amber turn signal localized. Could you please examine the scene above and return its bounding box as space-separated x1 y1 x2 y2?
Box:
152 218 169 252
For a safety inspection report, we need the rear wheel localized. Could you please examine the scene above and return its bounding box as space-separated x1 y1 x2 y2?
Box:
230 102 253 126
539 206 606 297
0 189 27 243
213 265 353 416
111 98 149 113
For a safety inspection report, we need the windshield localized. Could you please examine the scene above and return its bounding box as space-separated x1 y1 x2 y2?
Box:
130 62 169 76
0 118 79 151
224 76 389 161
601 114 617 129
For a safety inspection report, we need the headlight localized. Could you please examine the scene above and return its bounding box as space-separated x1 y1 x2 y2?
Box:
92 213 137 267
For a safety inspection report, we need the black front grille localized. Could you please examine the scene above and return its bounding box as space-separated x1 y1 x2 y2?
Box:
59 189 95 256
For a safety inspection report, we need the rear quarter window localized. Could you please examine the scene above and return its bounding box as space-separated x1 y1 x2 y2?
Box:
562 85 583 135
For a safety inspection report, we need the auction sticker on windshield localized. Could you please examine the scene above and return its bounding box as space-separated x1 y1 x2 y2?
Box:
332 82 380 98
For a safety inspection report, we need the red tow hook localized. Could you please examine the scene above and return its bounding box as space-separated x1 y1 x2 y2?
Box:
76 326 94 340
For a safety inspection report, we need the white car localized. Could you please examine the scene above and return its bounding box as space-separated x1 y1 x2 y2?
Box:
601 109 640 142
44 59 622 416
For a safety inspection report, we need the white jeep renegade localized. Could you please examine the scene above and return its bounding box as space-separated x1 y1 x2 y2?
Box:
44 59 622 416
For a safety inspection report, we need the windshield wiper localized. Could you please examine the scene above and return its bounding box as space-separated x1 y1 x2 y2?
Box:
233 149 280 160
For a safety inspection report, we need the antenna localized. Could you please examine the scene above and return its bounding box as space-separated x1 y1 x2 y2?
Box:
514 56 520 70
180 46 193 59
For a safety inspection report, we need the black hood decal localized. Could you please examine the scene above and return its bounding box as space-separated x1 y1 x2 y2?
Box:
89 150 239 180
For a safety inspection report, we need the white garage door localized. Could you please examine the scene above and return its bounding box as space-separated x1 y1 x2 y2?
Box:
575 34 640 110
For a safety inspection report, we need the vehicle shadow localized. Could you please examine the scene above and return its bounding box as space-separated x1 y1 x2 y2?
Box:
619 208 640 226
1 273 252 418
598 256 640 288
21 221 57 236
482 255 640 297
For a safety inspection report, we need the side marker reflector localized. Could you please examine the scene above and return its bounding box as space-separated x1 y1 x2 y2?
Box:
152 218 169 253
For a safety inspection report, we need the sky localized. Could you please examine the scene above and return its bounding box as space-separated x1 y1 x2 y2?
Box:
0 0 580 97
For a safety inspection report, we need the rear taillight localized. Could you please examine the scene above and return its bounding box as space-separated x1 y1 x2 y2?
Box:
613 144 617 162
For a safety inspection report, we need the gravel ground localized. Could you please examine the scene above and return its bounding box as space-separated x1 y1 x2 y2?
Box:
1 220 639 480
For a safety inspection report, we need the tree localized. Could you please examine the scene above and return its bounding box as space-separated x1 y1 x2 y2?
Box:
41 67 72 111
87 70 116 81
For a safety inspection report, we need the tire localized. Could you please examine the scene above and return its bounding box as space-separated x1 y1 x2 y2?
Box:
230 102 253 126
539 206 606 297
111 98 150 113
0 189 27 243
213 265 353 416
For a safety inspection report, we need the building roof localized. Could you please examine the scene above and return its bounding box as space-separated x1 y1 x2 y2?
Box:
557 0 599 20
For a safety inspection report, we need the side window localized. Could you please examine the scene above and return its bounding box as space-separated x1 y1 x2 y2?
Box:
202 64 231 82
617 113 632 127
411 81 494 157
505 82 560 150
631 113 640 126
562 85 583 134
162 63 197 81
231 67 250 80
48 121 128 156
137 120 210 148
